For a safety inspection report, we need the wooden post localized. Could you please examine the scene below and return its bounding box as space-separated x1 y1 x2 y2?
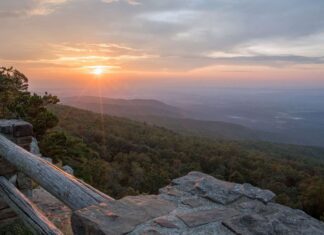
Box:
0 134 113 211
0 177 63 235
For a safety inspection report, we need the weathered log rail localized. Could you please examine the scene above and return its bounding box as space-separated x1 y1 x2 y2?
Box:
0 177 63 235
0 120 115 234
0 134 113 211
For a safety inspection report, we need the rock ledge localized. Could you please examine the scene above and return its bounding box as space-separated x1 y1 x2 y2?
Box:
72 171 324 235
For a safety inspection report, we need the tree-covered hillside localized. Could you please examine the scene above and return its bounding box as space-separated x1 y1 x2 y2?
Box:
62 96 324 147
42 104 324 221
62 96 282 143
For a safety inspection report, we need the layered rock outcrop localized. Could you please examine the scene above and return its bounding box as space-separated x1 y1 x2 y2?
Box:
72 171 324 235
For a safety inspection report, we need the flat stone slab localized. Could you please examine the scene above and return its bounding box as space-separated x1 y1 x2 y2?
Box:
180 222 235 235
194 177 242 205
181 197 208 208
171 172 275 205
72 196 176 235
129 218 235 235
121 195 177 219
233 183 275 203
223 203 324 235
176 207 240 228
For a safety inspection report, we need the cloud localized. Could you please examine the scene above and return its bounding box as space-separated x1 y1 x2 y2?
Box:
0 0 324 73
102 0 141 5
0 0 69 18
138 10 200 24
0 42 157 73
28 0 70 16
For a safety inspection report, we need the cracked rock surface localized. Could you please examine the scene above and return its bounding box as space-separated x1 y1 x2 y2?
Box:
127 172 324 235
72 172 324 235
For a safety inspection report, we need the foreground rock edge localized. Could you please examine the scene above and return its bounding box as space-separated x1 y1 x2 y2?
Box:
71 171 324 235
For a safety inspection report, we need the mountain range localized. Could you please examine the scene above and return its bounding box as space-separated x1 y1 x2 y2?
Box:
61 96 292 144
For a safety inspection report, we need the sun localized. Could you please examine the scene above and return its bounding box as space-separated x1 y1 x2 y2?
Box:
92 66 104 75
85 65 118 76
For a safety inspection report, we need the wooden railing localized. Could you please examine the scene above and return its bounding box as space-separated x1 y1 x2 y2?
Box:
0 176 63 235
0 134 114 234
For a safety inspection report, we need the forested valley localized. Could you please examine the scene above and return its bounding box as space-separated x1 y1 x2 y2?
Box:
43 104 324 221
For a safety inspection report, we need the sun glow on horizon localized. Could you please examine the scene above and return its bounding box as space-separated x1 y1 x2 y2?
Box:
81 65 120 77
92 66 105 75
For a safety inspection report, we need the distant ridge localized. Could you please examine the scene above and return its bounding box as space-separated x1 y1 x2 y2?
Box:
61 96 184 118
61 96 281 143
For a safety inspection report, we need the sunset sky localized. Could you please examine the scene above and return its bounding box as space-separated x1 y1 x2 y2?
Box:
1 0 324 96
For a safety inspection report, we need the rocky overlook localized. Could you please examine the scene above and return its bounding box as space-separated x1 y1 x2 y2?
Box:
71 171 324 235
